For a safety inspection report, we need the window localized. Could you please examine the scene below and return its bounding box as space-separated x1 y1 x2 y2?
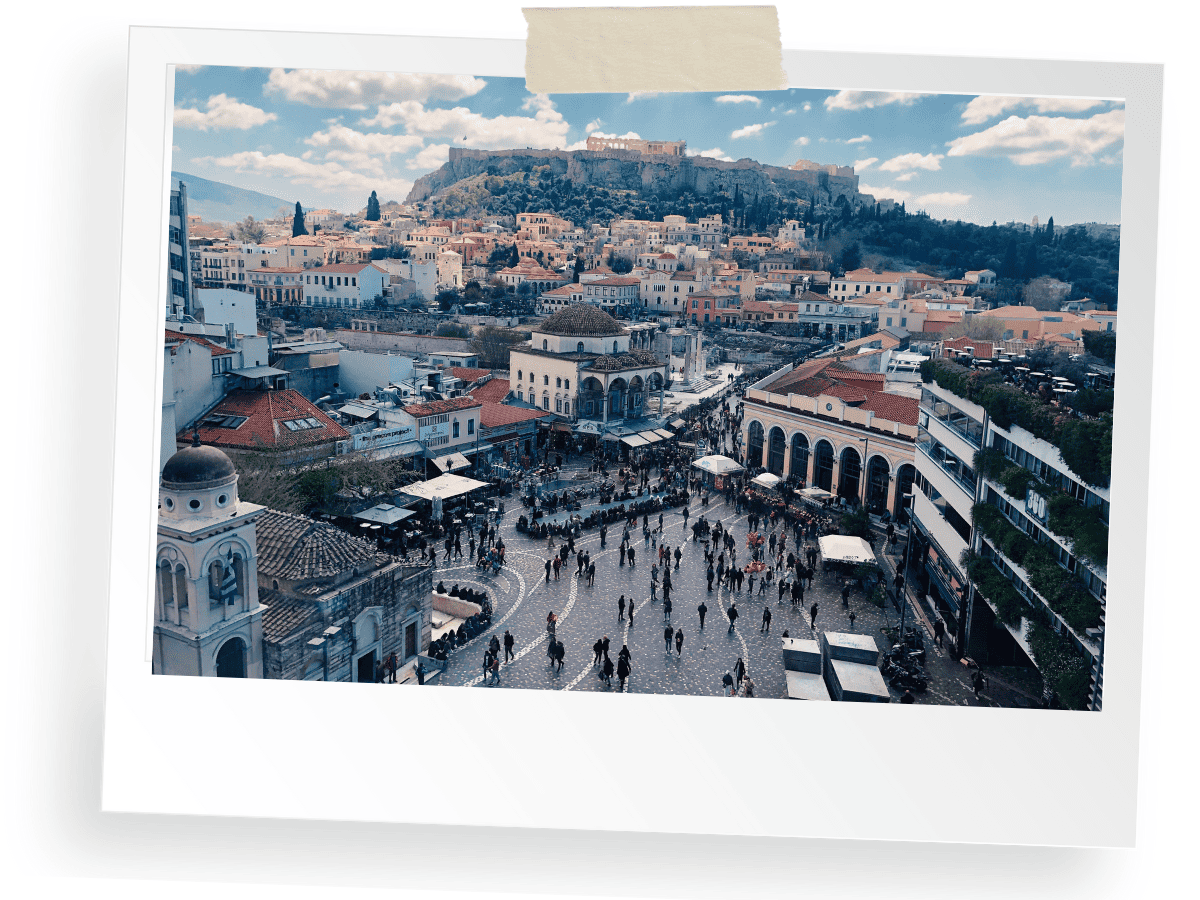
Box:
544 375 549 385
283 417 324 431
555 397 562 412
543 339 548 350
467 419 474 435
453 421 460 438
556 377 562 388
530 372 535 383
543 394 550 410
577 342 584 352
563 400 570 415
901 317 907 327
518 390 524 401
613 342 619 353
517 370 522 380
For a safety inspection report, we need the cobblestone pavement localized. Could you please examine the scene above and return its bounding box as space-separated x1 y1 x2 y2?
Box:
421 446 1035 709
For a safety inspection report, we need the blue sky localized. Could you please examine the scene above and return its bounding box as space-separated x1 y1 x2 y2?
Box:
172 67 1125 226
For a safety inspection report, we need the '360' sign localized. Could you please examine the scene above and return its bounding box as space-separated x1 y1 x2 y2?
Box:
1026 488 1048 523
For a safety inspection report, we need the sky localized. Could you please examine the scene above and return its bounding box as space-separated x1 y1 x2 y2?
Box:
171 66 1126 226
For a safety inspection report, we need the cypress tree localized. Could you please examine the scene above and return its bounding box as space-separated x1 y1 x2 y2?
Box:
365 190 380 221
292 201 307 236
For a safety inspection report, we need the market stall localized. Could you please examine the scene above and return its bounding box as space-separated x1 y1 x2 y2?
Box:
817 534 877 575
691 454 744 490
400 473 490 524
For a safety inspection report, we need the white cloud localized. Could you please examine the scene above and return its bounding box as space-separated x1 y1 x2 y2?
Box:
407 143 451 170
715 95 762 106
264 69 485 109
802 103 812 112
359 93 571 149
585 119 604 134
879 152 944 173
174 64 205 74
626 91 659 103
784 108 797 115
303 125 424 158
916 191 972 207
895 172 917 182
587 131 642 141
172 144 181 153
859 182 912 202
687 147 734 161
174 94 277 131
731 121 776 139
853 157 878 171
793 136 810 146
961 96 1110 126
947 109 1125 166
824 91 933 111
846 134 872 144
194 150 413 203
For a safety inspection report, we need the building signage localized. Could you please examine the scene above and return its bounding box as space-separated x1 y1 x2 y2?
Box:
352 425 413 451
1026 487 1048 524
420 421 449 442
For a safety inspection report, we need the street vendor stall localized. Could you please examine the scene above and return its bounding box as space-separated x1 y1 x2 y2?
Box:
691 454 744 491
818 534 876 572
400 473 490 524
752 472 782 491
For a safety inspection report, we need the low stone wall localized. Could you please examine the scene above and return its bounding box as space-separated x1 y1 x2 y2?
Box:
432 593 482 619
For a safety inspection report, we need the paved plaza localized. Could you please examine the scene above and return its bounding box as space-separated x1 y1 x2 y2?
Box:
415 459 1041 708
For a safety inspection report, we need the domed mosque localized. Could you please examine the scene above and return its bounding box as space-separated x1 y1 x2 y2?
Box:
509 304 670 435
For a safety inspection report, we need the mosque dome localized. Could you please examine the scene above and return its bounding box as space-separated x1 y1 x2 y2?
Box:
538 305 626 337
161 444 237 490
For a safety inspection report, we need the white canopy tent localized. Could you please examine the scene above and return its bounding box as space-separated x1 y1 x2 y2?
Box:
800 486 834 501
353 504 416 526
752 472 782 490
430 451 471 472
691 455 744 476
818 535 876 565
400 474 490 502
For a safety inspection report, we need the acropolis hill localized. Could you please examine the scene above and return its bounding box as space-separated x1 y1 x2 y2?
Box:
406 146 867 210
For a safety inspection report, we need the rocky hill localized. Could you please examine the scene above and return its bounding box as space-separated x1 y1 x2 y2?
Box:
406 148 868 221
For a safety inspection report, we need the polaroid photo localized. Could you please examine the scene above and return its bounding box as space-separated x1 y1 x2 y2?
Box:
104 24 1160 848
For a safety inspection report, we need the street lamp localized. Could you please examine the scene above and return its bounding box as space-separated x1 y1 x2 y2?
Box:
896 492 915 639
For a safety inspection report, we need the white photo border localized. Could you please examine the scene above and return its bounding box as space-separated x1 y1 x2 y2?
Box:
104 25 1160 848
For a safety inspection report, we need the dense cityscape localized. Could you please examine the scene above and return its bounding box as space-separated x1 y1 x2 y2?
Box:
155 83 1118 711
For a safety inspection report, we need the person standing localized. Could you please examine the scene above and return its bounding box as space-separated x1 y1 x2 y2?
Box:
698 601 708 629
576 552 585 576
663 597 672 622
489 653 501 685
627 545 635 567
682 506 690 529
707 565 715 591
841 582 851 608
602 654 614 687
545 558 552 582
809 601 819 630
600 525 608 549
663 624 674 652
848 608 857 629
617 655 631 691
674 628 684 655
674 546 682 570
728 602 739 632
416 660 426 685
587 562 596 586
627 600 635 628
972 670 988 699
619 543 626 567
618 595 626 622
734 656 746 690
761 606 772 633
743 675 755 698
503 629 515 662
722 671 734 696
933 618 946 649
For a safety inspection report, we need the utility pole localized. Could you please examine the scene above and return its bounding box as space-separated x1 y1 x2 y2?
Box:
896 492 913 638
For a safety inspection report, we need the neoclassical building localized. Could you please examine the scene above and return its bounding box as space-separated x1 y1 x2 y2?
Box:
740 359 919 516
508 305 669 429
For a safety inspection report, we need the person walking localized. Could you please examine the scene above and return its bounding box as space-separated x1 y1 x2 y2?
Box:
588 561 596 586
617 655 631 692
698 601 708 629
682 506 690 529
722 671 734 696
848 608 857 629
619 543 626 567
972 670 988 699
545 558 552 582
489 653 501 685
707 565 715 591
503 629 515 662
618 595 626 622
663 624 674 652
674 628 684 655
674 546 682 570
761 606 772 633
602 654 614 687
841 582 851 608
742 675 755 698
627 601 635 628
600 525 608 549
628 545 636 567
489 633 501 662
809 601 819 630
734 656 746 689
663 597 673 622
727 602 739 632
662 581 671 606
576 552 585 576
593 638 604 666
933 618 946 649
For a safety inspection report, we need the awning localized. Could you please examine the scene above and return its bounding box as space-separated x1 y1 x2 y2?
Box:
400 473 489 502
691 455 744 476
230 365 289 379
353 504 416 526
752 472 782 490
621 434 650 448
669 418 687 429
393 440 424 457
818 535 876 565
431 452 471 472
800 487 833 500
652 428 676 440
338 403 379 420
549 423 573 433
602 432 621 442
576 421 604 435
636 431 663 445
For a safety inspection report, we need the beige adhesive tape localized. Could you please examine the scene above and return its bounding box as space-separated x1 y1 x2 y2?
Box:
524 6 787 94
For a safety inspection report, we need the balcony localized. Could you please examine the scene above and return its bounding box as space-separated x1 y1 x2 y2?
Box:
917 440 977 506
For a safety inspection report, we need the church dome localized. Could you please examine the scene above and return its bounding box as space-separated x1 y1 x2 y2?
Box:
161 444 237 490
538 305 626 337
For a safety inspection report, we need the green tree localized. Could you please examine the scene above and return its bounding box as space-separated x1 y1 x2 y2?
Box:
365 190 380 221
435 288 460 311
509 244 520 267
1082 330 1117 366
291 201 307 237
572 254 584 283
233 215 266 243
837 241 862 271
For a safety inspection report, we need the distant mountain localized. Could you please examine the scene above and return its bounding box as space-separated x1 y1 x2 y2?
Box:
172 171 295 224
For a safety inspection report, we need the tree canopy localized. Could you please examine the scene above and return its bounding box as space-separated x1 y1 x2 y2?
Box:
291 201 307 237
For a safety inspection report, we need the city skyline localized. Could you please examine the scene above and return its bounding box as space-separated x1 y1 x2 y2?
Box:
172 66 1126 227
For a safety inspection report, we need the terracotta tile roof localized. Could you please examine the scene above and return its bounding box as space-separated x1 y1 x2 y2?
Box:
255 509 377 583
403 396 484 418
858 391 920 426
312 262 381 274
588 277 641 286
185 389 349 450
470 378 511 404
449 367 492 384
165 329 233 356
480 403 551 428
942 337 996 359
257 589 321 644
